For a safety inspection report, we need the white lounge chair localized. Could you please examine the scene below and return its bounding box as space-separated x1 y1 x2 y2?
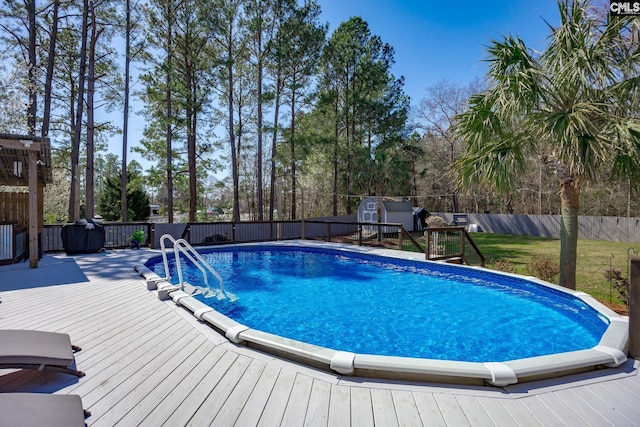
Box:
0 393 89 427
0 330 85 377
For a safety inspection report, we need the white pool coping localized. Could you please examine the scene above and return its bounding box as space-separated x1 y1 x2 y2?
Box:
135 240 628 387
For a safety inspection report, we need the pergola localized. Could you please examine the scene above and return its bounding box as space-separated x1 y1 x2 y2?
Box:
0 133 53 268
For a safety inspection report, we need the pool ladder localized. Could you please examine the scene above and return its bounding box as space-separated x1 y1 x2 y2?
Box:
159 234 233 300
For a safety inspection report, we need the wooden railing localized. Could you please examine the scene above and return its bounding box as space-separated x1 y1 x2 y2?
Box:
42 222 152 252
425 226 485 266
42 220 425 254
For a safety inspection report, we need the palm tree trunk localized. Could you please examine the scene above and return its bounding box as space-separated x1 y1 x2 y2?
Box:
558 179 579 290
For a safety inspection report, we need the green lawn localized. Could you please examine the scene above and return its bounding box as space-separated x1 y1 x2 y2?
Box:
467 233 637 309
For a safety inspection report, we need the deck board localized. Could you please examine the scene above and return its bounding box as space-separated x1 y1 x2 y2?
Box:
184 354 253 426
211 358 268 426
495 399 543 427
327 383 351 426
391 390 423 427
113 341 218 426
280 373 314 425
371 388 400 427
350 387 374 426
433 394 472 426
234 363 281 426
456 395 496 426
160 350 240 426
90 334 208 426
480 396 530 426
303 379 332 427
256 367 297 427
413 392 448 426
1 250 639 427
572 387 637 427
554 388 614 426
520 397 565 427
592 381 640 422
533 391 589 425
127 346 230 426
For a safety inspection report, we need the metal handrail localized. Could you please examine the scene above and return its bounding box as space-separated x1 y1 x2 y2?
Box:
173 238 224 292
159 233 226 297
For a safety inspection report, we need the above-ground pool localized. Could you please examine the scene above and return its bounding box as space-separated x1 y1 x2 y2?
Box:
137 241 628 386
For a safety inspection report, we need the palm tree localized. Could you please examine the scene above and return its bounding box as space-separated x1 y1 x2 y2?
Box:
454 0 640 289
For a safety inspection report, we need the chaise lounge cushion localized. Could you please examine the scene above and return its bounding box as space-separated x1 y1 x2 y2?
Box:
0 330 84 377
0 393 86 427
0 330 74 367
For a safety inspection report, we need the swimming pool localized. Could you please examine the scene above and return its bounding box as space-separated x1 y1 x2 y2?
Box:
137 241 628 386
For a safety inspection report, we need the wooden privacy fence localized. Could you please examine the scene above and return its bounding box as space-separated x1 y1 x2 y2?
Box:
434 213 640 242
0 191 30 224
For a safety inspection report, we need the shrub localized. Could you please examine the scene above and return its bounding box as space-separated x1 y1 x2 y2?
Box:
490 259 518 274
611 277 629 306
425 215 445 228
527 254 560 283
130 229 145 243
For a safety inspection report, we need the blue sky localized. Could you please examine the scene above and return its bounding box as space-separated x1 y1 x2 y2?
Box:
319 0 560 104
117 0 563 171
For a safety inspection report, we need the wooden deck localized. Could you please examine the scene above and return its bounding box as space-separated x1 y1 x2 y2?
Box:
1 249 639 426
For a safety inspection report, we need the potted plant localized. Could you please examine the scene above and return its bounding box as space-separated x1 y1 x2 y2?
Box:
129 229 145 249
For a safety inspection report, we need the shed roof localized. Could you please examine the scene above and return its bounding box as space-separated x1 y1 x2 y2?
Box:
382 200 413 212
0 133 53 186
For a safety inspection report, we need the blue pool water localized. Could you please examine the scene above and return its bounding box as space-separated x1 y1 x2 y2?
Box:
147 245 608 363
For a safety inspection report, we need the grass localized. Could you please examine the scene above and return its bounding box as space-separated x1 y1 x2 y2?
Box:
405 231 636 312
467 233 637 311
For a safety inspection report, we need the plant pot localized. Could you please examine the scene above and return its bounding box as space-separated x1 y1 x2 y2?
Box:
131 240 140 249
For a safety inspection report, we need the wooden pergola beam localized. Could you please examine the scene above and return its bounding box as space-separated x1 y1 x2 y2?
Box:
28 150 38 267
0 138 42 151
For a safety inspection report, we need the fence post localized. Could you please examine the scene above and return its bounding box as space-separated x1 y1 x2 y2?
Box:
327 223 332 242
630 257 640 359
425 230 431 260
358 224 363 246
149 223 155 249
398 226 404 250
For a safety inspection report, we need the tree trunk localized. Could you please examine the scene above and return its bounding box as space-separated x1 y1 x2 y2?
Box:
228 50 240 222
290 85 296 220
332 96 338 216
121 0 131 222
256 24 264 221
186 60 196 223
27 0 36 135
165 1 174 223
69 0 89 222
85 5 98 219
558 179 579 290
269 74 282 221
42 0 59 138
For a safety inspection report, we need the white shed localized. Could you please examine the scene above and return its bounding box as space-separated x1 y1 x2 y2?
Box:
358 197 415 231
